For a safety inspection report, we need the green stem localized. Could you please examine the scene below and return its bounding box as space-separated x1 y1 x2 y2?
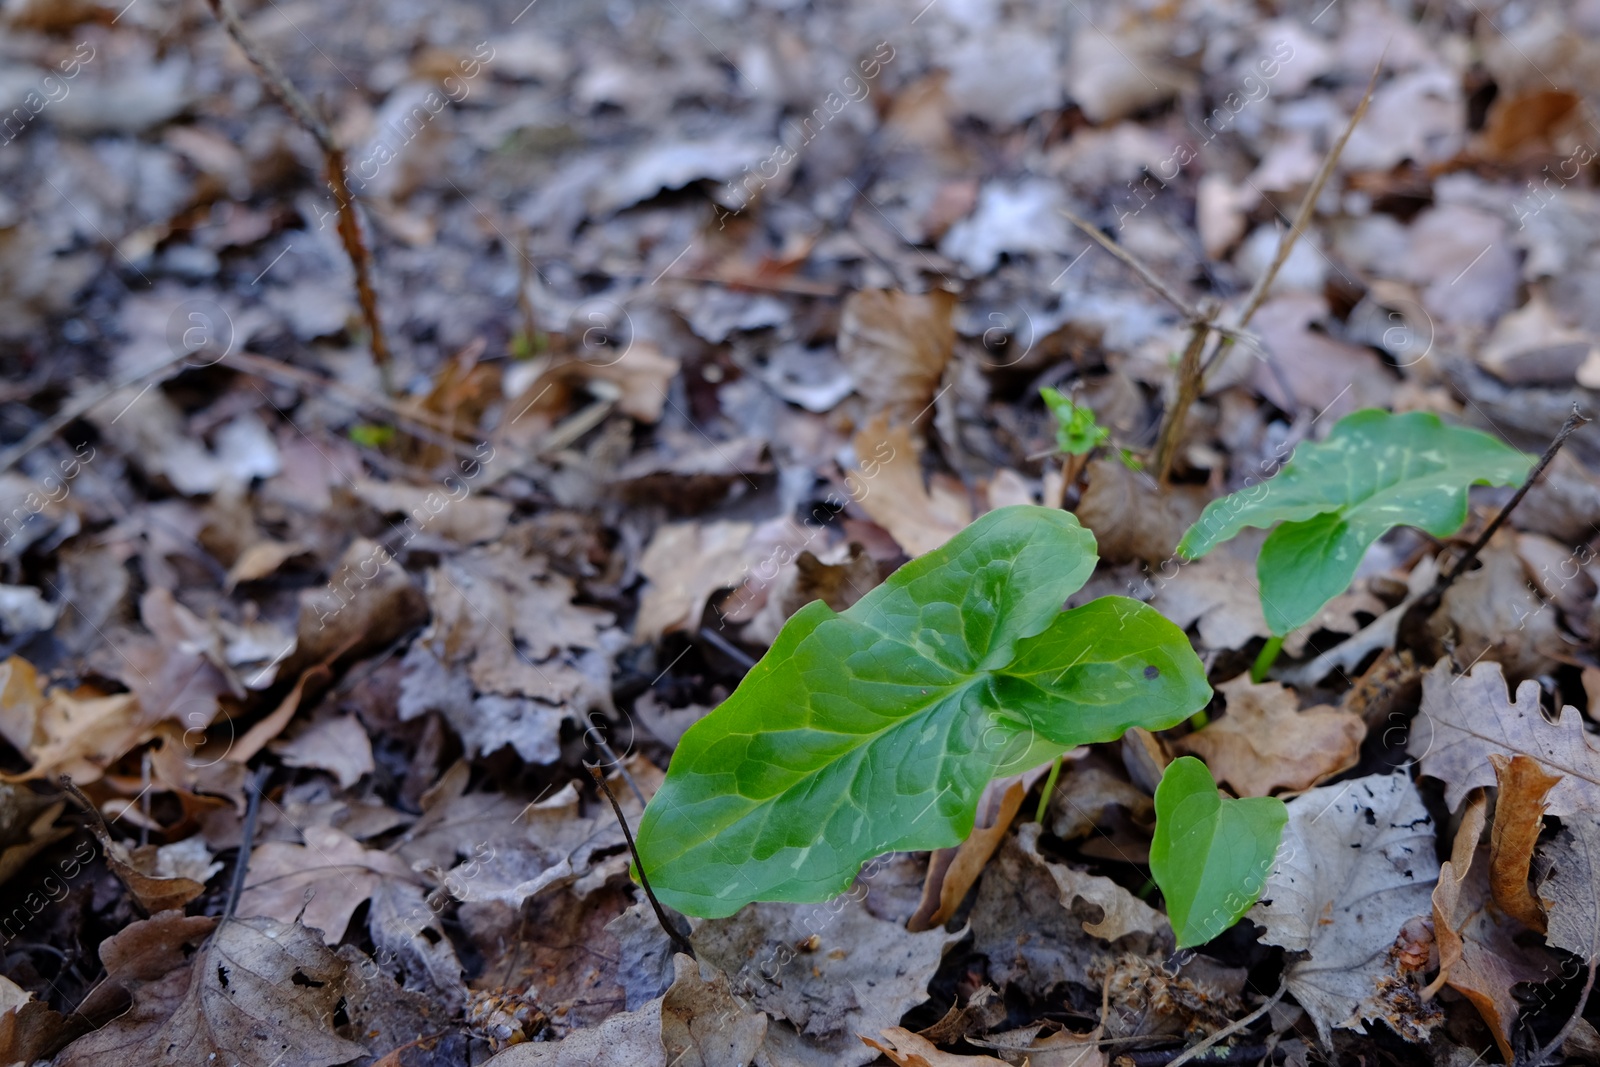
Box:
1187 708 1209 730
1035 755 1065 824
1251 634 1286 683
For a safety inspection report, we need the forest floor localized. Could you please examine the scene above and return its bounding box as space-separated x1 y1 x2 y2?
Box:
3 0 1600 1063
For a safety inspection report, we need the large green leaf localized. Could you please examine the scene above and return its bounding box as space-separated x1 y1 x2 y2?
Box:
635 505 1211 918
1177 409 1533 634
1150 756 1286 949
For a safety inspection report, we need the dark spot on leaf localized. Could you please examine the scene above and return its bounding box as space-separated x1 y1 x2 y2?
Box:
290 970 324 988
1143 665 1160 679
1363 808 1377 826
216 965 229 988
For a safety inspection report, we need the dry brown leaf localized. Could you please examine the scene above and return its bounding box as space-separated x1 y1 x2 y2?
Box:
237 825 415 944
270 713 375 788
635 519 756 642
351 478 513 545
1172 674 1365 796
0 656 151 784
1423 537 1562 680
1487 753 1558 932
850 415 971 557
1412 659 1600 816
1538 812 1600 960
55 914 367 1067
1015 821 1168 943
739 541 880 647
838 289 956 420
289 537 429 675
1247 774 1440 1048
907 774 1029 932
91 823 207 914
860 1027 1010 1066
1426 792 1554 1062
223 538 307 588
1074 458 1204 565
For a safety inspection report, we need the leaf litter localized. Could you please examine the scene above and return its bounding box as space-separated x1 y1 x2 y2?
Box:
2 0 1600 1062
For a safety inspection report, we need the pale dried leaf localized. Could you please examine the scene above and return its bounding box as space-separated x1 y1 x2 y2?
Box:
838 289 955 420
1538 813 1600 960
850 416 971 557
55 916 367 1067
1411 659 1600 816
237 825 415 944
635 520 755 642
1173 675 1365 796
271 713 375 788
693 895 955 1067
1247 774 1440 1047
1016 822 1168 943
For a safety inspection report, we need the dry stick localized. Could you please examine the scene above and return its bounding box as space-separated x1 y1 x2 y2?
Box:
1528 956 1598 1067
1200 60 1382 383
1151 300 1218 484
1434 404 1588 595
0 350 196 475
1160 980 1287 1067
205 0 392 393
224 765 274 921
585 763 695 959
1233 62 1381 337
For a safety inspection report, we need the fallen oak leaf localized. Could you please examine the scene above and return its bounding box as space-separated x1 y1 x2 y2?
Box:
1411 659 1600 816
1246 773 1440 1048
1538 813 1600 961
1425 791 1554 1061
1488 753 1559 932
236 824 416 944
54 915 367 1067
1171 674 1365 796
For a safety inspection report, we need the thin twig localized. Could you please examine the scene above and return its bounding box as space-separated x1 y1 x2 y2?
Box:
1232 62 1381 333
1152 302 1217 485
1061 207 1199 321
0 351 193 475
1202 59 1382 385
1436 404 1588 593
584 763 694 959
205 0 392 391
1529 956 1598 1067
1162 981 1287 1067
57 776 114 839
225 765 274 921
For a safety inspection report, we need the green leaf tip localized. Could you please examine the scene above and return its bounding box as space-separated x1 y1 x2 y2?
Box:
1176 408 1534 634
635 504 1211 918
1150 756 1287 949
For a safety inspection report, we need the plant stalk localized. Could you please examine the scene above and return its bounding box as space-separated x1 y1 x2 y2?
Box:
1250 635 1285 683
1034 756 1064 824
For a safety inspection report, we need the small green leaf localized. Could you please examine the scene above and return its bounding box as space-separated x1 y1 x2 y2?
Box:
1177 409 1533 634
1041 387 1110 456
635 505 1211 918
348 422 396 448
1150 756 1286 949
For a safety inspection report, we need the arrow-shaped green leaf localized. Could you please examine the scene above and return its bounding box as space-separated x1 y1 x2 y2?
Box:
1150 756 1286 949
635 505 1211 918
1177 409 1533 634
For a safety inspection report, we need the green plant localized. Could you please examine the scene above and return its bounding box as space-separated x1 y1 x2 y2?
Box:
1150 756 1286 948
1177 409 1533 639
634 505 1213 918
1041 387 1110 455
